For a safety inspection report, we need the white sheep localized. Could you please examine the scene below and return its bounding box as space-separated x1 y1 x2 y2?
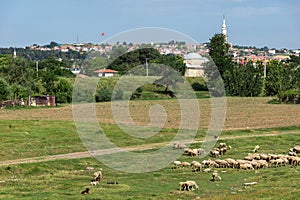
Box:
293 145 300 153
173 161 182 168
93 169 103 181
210 150 220 158
90 180 99 186
253 145 260 153
185 180 199 191
181 161 191 168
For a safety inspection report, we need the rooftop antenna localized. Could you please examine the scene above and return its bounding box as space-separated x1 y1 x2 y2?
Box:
76 34 79 44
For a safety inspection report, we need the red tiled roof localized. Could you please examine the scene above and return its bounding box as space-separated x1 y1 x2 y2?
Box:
94 69 118 73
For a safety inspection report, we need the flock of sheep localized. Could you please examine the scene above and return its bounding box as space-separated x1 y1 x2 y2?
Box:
173 142 300 191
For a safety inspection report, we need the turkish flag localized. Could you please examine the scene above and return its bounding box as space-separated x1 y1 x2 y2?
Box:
101 32 105 36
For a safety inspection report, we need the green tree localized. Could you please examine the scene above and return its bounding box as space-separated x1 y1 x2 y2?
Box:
265 61 284 96
0 78 10 100
53 78 73 103
208 33 233 76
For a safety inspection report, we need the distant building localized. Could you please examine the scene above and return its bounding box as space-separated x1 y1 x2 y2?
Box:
184 53 208 77
94 69 118 77
70 68 81 74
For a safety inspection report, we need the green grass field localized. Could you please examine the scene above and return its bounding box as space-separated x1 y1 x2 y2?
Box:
0 97 299 199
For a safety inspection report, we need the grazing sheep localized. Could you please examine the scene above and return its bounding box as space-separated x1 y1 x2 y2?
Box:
173 142 187 150
194 148 206 155
191 161 200 167
185 180 199 191
288 151 297 157
210 150 220 158
181 161 191 168
215 159 229 168
224 158 239 168
179 182 188 191
81 188 90 195
219 143 227 148
244 156 254 161
187 149 198 157
259 154 268 160
93 169 103 181
173 161 182 168
253 145 260 153
219 147 227 155
239 163 254 170
90 180 99 186
193 162 202 172
211 172 222 181
293 146 300 153
257 160 268 168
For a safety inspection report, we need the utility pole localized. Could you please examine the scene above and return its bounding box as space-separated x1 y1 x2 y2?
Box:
264 52 267 78
36 60 39 78
145 58 149 77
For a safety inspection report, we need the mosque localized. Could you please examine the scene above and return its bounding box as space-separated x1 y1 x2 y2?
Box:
184 17 227 77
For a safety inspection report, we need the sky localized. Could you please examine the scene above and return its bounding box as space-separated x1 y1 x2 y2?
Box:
0 0 300 49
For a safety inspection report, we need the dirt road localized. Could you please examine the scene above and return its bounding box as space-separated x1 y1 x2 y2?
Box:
1 130 298 167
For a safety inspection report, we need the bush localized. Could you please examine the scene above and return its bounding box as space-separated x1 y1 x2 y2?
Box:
95 87 113 102
278 89 300 104
191 82 208 91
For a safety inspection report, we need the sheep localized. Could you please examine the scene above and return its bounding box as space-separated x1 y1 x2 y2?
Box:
173 161 182 168
253 145 260 153
215 159 229 168
93 169 103 181
173 142 187 150
181 161 191 168
259 154 269 160
81 188 90 195
244 156 254 161
194 148 206 155
219 143 227 148
210 150 220 158
90 180 99 186
202 160 219 168
219 147 227 155
293 146 300 153
179 181 199 191
257 160 268 168
187 149 198 157
288 151 297 157
239 163 254 170
191 161 200 167
179 182 188 191
185 180 199 191
224 158 239 168
193 162 202 172
211 172 222 181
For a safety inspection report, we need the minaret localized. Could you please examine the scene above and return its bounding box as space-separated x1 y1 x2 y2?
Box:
221 15 227 42
13 47 17 59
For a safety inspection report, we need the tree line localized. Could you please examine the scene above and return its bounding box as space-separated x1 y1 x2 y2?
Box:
207 33 300 103
0 55 74 103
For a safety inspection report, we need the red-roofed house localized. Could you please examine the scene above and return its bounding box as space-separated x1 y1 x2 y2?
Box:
94 69 118 77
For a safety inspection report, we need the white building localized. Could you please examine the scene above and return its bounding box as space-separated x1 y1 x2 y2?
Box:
94 69 118 77
184 53 208 77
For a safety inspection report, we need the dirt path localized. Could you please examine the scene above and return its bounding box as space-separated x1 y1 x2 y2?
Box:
0 130 299 167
